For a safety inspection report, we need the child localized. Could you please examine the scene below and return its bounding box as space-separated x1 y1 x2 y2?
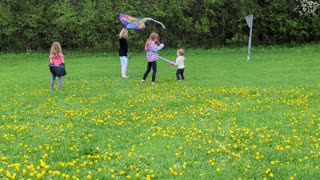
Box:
119 28 129 78
49 42 65 91
141 32 164 85
173 48 185 81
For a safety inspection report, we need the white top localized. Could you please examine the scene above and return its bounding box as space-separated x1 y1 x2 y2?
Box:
175 56 185 69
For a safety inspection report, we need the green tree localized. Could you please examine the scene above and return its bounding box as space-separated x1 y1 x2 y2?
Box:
0 0 319 52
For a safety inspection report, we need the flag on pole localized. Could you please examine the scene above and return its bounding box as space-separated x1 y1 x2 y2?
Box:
245 14 253 29
119 13 166 31
245 14 253 63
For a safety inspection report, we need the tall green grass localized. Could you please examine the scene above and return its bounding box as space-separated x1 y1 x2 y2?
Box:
0 45 319 179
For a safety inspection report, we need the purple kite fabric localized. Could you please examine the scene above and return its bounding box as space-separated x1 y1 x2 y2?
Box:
119 13 166 31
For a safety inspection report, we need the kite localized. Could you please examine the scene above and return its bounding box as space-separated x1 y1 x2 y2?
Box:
119 13 166 31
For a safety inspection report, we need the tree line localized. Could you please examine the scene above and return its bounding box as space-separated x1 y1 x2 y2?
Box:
0 0 319 52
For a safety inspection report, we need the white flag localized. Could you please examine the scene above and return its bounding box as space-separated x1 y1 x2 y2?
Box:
245 15 253 28
245 15 253 63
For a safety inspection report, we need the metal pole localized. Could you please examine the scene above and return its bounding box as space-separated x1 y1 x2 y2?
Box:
247 24 252 63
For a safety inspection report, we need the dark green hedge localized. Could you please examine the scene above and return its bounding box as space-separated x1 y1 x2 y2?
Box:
0 0 319 52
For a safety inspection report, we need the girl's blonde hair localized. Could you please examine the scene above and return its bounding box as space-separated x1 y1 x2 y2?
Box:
146 32 160 45
119 28 128 39
50 42 62 58
177 48 184 56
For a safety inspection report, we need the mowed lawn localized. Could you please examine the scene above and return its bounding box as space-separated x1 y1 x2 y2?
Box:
0 45 319 179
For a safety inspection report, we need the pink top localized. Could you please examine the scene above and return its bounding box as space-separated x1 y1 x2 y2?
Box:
49 53 64 66
145 41 164 62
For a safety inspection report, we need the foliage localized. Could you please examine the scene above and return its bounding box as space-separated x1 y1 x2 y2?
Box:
0 0 319 52
295 0 320 15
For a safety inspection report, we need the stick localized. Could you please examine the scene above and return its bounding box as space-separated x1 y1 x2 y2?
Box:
159 56 171 63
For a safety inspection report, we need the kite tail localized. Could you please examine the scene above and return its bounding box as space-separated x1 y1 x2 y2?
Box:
150 19 166 29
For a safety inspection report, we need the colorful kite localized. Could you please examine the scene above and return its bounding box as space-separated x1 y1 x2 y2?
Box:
118 13 166 31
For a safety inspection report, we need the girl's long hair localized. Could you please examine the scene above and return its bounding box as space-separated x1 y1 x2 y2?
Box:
50 42 62 58
119 28 128 39
145 32 160 46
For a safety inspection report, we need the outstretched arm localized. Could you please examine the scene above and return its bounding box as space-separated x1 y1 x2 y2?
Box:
147 41 164 52
156 43 164 51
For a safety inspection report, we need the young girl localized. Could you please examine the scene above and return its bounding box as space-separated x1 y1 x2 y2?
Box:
49 42 65 91
119 28 129 78
141 32 164 85
173 48 185 81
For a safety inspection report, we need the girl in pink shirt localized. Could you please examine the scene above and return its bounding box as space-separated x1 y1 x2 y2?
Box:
141 32 164 85
49 42 65 91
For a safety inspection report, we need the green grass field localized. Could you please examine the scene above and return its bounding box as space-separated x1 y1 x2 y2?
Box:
0 45 319 179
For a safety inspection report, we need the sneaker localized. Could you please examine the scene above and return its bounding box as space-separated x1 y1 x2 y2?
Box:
141 80 145 83
122 75 129 79
151 82 156 85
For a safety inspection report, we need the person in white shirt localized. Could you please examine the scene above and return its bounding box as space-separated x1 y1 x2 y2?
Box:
173 49 185 81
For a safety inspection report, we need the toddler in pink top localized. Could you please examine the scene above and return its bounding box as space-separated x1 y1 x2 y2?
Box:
49 42 65 91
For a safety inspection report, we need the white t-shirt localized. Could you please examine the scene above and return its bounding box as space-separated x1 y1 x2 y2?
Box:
175 56 185 69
